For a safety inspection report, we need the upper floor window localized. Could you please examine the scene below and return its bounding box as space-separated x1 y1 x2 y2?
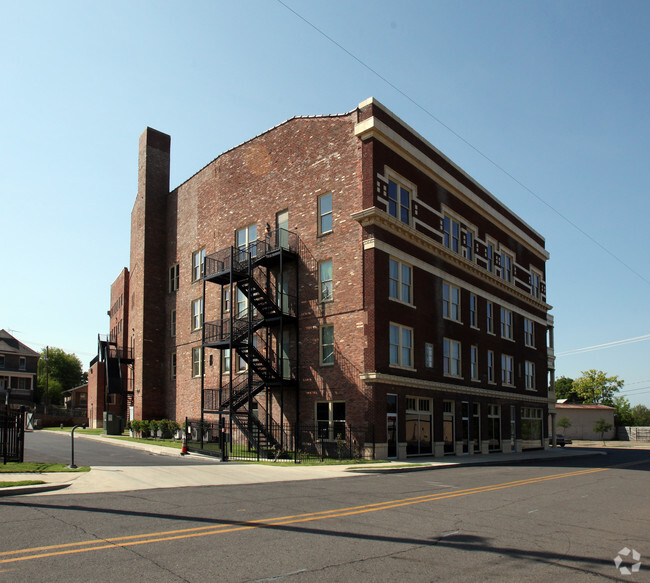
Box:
501 354 514 385
487 350 495 383
19 357 26 371
500 308 513 340
236 224 257 257
443 216 460 253
389 258 412 304
425 343 434 368
222 287 231 313
192 248 206 282
500 249 513 283
170 309 176 338
486 301 494 334
442 282 461 322
469 293 477 328
530 269 541 299
443 338 462 377
389 323 413 368
0 355 4 369
171 353 177 381
320 325 334 366
525 361 536 390
388 178 411 225
463 228 474 261
192 347 203 378
524 319 535 347
318 193 333 235
169 264 179 292
191 298 203 332
486 239 496 273
319 260 333 302
470 345 479 380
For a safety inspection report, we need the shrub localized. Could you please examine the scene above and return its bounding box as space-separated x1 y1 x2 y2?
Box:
140 420 151 437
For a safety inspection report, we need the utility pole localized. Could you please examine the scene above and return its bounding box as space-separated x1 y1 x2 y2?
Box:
45 346 49 414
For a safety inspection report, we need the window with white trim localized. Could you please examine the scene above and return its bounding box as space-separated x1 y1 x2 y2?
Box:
222 349 231 373
530 269 541 299
443 338 461 377
169 263 179 292
486 239 496 273
192 249 206 282
442 282 461 321
318 193 333 235
316 401 346 440
191 298 203 331
487 350 495 382
389 257 412 304
500 308 513 340
320 325 334 366
524 319 535 347
469 293 477 327
486 301 494 334
463 228 475 261
388 178 411 225
319 259 333 302
525 361 535 390
471 345 479 380
501 354 514 385
192 347 202 378
443 216 460 253
389 323 413 368
236 224 258 257
19 357 26 371
500 249 513 283
425 343 434 368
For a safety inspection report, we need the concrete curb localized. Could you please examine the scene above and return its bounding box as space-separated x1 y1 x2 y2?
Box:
0 482 71 497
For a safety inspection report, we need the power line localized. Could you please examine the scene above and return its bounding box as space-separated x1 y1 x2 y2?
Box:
276 0 650 287
555 334 650 357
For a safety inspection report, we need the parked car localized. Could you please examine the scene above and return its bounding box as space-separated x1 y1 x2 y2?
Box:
556 434 572 447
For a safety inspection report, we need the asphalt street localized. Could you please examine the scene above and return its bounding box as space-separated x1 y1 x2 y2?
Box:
2 446 649 582
22 430 219 467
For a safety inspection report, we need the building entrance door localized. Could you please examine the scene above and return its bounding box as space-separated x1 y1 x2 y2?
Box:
387 394 398 459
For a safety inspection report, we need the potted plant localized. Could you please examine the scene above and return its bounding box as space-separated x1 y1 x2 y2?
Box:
149 419 160 438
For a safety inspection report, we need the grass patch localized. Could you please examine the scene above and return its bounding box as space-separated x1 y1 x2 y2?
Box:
1 480 46 488
0 463 90 473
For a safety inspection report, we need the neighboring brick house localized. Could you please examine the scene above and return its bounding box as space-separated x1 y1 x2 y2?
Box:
97 97 554 458
0 329 39 410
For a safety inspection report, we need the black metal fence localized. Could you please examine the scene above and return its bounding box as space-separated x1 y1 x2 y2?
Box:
185 418 373 462
1 410 25 464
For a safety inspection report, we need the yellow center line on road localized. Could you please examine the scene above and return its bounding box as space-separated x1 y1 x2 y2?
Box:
0 462 640 565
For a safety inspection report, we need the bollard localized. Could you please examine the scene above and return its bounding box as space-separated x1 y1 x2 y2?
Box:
69 424 86 469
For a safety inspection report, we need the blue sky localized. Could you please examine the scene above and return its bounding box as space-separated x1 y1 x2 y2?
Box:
2 1 649 406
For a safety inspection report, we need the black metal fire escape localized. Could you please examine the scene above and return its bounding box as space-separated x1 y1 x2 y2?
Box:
201 228 299 457
97 334 134 406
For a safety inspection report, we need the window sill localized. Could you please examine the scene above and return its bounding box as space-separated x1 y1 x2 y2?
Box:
443 317 463 325
444 373 464 380
389 364 417 372
388 297 416 309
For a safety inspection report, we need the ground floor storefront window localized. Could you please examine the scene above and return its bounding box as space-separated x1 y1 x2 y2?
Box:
405 397 432 455
521 407 543 449
488 404 501 452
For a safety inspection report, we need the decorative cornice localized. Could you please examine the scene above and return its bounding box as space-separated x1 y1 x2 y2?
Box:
354 115 549 261
359 371 550 404
354 206 552 314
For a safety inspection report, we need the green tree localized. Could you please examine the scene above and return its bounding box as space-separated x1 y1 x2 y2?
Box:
610 395 633 427
573 370 623 404
593 418 613 445
554 376 579 402
557 416 572 431
37 347 85 406
630 404 650 426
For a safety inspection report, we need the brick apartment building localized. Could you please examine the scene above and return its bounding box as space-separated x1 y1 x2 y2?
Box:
92 97 554 458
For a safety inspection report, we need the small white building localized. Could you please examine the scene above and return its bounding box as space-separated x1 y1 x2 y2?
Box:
555 403 616 440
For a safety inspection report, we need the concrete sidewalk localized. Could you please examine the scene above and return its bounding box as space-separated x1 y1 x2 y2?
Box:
1 432 609 497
